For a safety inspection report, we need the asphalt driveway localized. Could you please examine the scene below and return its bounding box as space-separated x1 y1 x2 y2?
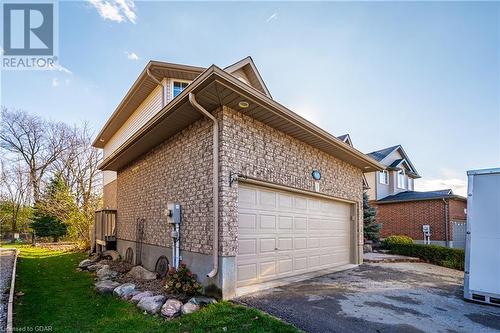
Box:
236 262 500 333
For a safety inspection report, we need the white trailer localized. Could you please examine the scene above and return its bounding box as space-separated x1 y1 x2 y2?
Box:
464 168 500 306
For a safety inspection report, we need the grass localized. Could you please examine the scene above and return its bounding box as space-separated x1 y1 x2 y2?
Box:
5 245 299 333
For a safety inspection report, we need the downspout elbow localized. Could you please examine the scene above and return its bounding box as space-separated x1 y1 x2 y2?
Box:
189 93 219 278
146 68 166 107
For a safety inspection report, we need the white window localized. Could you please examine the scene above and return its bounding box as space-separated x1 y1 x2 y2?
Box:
172 81 189 98
379 170 388 185
397 169 406 189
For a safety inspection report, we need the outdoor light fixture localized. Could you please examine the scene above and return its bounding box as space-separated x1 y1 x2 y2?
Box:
238 101 249 108
99 138 105 142
312 169 321 181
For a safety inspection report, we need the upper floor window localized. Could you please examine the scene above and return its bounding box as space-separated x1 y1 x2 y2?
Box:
397 169 406 189
379 170 389 185
172 81 189 98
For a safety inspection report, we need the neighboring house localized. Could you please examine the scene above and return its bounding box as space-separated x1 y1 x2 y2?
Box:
365 145 467 248
92 56 383 299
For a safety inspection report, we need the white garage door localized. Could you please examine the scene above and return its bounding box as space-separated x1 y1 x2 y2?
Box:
237 183 352 288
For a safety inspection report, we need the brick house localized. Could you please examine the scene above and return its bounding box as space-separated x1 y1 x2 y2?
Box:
365 145 467 247
92 57 383 299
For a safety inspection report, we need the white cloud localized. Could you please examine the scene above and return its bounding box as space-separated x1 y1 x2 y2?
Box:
266 12 277 23
415 178 467 197
124 51 139 60
52 78 59 87
51 63 73 74
89 0 137 24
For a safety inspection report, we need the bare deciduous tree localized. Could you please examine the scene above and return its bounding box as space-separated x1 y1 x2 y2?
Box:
0 160 31 233
0 107 71 202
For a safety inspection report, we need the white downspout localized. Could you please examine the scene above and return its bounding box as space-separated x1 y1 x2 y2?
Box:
146 68 167 107
189 92 219 278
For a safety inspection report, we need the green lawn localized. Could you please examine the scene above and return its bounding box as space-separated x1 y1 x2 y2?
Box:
6 245 298 333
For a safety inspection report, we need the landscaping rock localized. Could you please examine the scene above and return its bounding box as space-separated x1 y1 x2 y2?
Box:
126 266 157 280
363 243 373 253
122 290 140 300
78 259 94 269
101 250 120 261
96 265 118 281
95 280 120 294
188 296 217 306
87 263 104 272
161 299 183 318
182 302 200 315
131 291 153 304
137 295 166 314
113 283 135 298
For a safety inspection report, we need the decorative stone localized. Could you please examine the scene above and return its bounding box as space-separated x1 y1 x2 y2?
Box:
182 302 200 315
363 244 373 253
188 296 217 306
113 283 136 298
131 291 153 304
96 265 118 281
161 299 183 318
95 280 120 294
122 290 140 300
126 266 157 280
137 295 167 314
87 263 104 272
78 259 94 269
101 250 120 261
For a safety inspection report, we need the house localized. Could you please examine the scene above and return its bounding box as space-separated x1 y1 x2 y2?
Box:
365 145 467 248
92 56 383 299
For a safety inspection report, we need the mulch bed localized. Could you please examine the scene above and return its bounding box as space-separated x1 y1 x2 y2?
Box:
98 259 190 302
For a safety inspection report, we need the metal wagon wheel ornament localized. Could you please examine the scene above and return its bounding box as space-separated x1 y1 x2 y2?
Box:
125 247 134 264
155 256 170 278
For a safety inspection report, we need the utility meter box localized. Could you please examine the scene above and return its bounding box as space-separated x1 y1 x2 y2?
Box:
165 202 182 224
422 225 431 234
464 168 500 306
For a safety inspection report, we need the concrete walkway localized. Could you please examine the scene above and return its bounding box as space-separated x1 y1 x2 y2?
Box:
363 252 420 263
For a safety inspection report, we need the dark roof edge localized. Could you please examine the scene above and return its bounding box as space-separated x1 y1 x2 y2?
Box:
376 195 467 204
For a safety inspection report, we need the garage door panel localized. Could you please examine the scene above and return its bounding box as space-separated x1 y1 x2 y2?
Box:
237 184 353 288
278 216 293 230
278 237 293 250
260 261 276 276
259 190 277 209
260 238 276 253
239 239 257 255
239 213 257 230
260 215 276 229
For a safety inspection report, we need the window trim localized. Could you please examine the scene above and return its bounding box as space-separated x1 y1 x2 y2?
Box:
171 79 191 99
397 169 406 189
379 170 389 185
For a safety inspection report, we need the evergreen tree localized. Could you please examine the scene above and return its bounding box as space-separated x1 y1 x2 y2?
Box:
30 176 69 242
363 192 381 242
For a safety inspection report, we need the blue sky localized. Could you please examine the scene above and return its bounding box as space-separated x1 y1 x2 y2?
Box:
2 1 499 196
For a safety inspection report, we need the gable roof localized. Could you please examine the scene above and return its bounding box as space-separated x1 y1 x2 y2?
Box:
376 189 465 204
337 134 353 147
367 145 400 162
224 56 272 98
93 60 205 148
367 145 420 178
96 64 384 173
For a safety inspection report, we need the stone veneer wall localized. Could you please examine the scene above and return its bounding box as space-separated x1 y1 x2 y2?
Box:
219 106 364 257
115 105 365 261
116 116 214 255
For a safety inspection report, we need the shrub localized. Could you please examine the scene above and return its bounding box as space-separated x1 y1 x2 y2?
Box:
385 242 465 271
382 235 413 247
165 263 202 296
